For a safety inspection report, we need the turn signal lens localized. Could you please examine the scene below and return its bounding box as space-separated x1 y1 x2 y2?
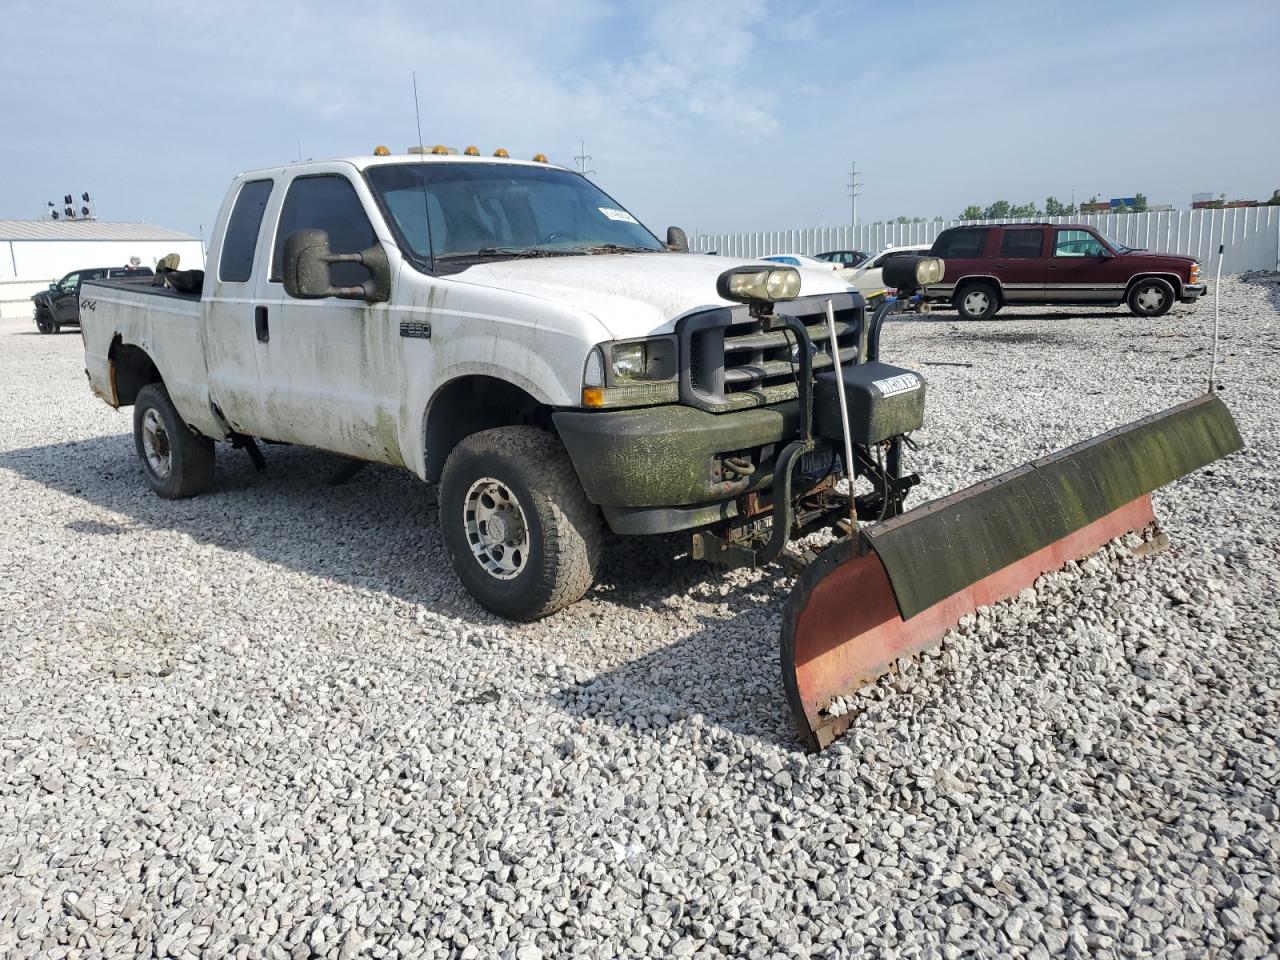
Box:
464 145 480 156
432 144 449 155
373 145 391 156
582 387 605 407
494 148 510 157
532 153 548 163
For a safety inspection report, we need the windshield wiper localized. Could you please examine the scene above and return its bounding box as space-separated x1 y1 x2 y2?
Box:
436 247 576 261
579 243 660 255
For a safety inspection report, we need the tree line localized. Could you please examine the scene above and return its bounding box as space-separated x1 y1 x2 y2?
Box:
956 195 1148 220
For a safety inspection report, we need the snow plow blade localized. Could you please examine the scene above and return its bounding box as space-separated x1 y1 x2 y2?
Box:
781 394 1242 751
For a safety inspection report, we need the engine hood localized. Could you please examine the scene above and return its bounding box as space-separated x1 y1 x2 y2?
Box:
446 252 856 339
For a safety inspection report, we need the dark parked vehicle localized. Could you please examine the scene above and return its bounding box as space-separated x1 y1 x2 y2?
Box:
33 266 154 333
815 249 871 268
924 224 1205 320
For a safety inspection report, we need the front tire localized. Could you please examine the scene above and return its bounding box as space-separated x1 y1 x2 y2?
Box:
133 384 215 499
35 311 54 334
1127 278 1174 318
439 427 602 621
954 282 1000 320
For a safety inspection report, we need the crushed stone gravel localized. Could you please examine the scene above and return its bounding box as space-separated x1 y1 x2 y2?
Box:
1 278 1277 959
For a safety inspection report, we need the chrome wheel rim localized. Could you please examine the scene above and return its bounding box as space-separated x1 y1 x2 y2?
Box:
463 477 530 580
141 408 172 479
963 290 989 316
1136 285 1166 311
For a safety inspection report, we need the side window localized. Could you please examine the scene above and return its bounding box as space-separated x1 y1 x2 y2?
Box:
1054 230 1106 258
1000 229 1044 258
60 273 80 291
271 175 377 287
934 229 989 258
219 179 273 283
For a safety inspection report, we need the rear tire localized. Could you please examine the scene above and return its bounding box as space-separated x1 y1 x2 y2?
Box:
954 282 1000 320
439 426 602 621
1127 278 1174 318
133 384 215 499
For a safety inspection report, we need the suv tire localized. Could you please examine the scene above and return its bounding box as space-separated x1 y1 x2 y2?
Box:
1127 277 1175 318
133 383 215 499
35 310 54 334
439 426 602 621
954 282 1000 321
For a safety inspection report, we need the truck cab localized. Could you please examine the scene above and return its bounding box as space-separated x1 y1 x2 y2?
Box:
81 149 930 620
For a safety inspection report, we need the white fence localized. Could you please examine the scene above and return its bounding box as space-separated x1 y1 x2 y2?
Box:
693 207 1280 273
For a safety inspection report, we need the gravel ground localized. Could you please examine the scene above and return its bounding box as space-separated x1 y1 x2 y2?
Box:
1 278 1278 960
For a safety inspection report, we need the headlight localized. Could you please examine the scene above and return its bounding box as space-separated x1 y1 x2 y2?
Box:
612 342 647 380
717 266 802 304
914 257 945 286
582 337 679 408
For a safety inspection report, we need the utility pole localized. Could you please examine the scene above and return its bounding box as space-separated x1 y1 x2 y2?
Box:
847 162 863 230
574 141 595 178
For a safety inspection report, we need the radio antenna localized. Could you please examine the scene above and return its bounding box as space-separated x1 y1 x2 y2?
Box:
411 70 436 272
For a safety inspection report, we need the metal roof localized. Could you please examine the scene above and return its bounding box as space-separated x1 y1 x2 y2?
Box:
0 219 196 242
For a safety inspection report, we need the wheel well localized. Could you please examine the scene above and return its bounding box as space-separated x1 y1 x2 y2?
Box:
1124 273 1182 298
423 375 552 482
107 335 162 406
953 276 1003 301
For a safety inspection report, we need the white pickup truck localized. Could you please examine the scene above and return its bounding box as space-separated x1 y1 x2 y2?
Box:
81 149 932 620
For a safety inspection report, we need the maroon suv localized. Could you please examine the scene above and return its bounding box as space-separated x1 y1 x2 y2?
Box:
924 223 1205 320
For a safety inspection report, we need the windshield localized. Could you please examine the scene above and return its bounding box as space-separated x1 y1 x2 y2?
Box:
366 162 664 261
1097 232 1134 254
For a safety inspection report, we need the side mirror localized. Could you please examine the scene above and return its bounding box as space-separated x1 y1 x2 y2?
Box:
282 228 391 302
666 226 689 253
49 283 57 290
1100 248 1115 259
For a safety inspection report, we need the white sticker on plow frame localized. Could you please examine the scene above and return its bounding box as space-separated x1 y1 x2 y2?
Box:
873 373 921 397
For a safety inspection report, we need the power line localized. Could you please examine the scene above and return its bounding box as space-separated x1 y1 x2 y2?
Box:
847 162 864 230
574 141 595 178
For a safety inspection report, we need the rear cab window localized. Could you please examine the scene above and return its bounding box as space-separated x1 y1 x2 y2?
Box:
271 175 377 288
932 229 990 258
219 179 274 283
1054 230 1107 257
1000 229 1045 258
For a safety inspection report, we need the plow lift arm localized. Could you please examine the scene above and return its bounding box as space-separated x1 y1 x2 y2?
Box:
763 257 1244 751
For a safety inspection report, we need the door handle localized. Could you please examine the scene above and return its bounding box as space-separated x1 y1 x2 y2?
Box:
254 305 269 343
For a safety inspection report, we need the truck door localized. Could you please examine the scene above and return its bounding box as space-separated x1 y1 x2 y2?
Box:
52 272 81 324
990 227 1047 303
204 177 277 434
1046 228 1124 302
250 169 405 465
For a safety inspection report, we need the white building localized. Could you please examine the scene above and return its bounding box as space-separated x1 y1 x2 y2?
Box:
0 219 205 320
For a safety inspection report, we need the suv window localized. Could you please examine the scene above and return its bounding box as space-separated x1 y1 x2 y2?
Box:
220 179 273 283
271 175 376 287
932 229 989 258
1000 229 1044 258
59 273 80 291
1054 229 1107 258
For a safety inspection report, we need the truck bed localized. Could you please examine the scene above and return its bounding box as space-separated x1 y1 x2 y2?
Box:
79 277 221 438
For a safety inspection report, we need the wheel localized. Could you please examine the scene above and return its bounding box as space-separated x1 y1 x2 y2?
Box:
1127 278 1175 318
35 311 54 334
439 426 602 620
133 383 215 499
953 282 1000 320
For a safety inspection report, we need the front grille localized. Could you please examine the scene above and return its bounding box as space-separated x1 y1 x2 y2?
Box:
679 294 864 411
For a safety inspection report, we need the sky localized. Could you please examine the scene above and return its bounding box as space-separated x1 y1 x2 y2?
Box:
3 0 1278 240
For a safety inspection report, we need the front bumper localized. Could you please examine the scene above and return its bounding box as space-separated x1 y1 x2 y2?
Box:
1181 282 1206 302
554 401 805 534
